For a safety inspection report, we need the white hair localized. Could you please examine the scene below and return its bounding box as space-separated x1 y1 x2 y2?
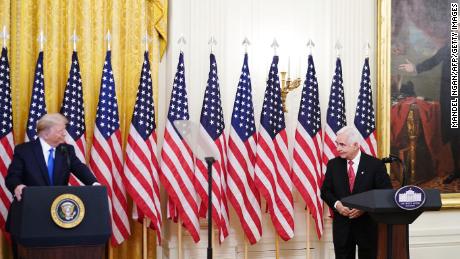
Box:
337 126 360 145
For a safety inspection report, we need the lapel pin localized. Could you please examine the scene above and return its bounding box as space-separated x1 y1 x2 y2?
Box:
361 172 364 175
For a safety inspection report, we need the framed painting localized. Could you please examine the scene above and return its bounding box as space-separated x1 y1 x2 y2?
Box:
377 0 460 208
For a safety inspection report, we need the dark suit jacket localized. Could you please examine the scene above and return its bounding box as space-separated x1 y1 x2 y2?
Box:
5 139 97 193
321 152 392 247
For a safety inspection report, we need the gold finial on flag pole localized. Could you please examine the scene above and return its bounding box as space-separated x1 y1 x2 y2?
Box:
143 30 150 52
38 30 45 52
1 26 8 48
271 38 279 56
335 40 342 57
208 36 217 54
71 29 78 52
364 42 371 58
242 37 250 54
177 35 186 52
106 30 111 51
307 39 315 55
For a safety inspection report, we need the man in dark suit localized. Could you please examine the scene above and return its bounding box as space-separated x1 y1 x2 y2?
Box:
6 113 98 200
321 126 392 259
5 113 98 258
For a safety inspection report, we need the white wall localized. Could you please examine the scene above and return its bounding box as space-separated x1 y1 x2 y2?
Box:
157 0 460 258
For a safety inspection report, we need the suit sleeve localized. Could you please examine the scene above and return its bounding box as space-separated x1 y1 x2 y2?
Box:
416 45 448 74
67 145 98 185
374 160 392 189
5 145 25 194
321 161 338 209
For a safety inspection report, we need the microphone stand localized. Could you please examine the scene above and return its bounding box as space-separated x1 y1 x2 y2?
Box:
383 154 409 259
205 157 215 259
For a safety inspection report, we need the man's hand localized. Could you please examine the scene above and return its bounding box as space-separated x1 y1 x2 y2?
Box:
14 184 26 201
348 208 364 219
399 59 416 73
335 201 351 217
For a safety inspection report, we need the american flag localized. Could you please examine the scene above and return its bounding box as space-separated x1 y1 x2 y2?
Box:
194 53 229 243
292 55 324 239
25 51 47 141
123 51 162 242
227 53 262 244
254 56 294 241
0 47 13 232
60 51 86 186
322 57 346 171
159 52 200 242
89 51 130 245
354 58 377 156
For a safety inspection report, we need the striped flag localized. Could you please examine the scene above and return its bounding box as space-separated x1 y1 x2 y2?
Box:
89 51 130 245
227 53 262 244
322 57 346 171
194 53 229 243
0 47 14 232
292 54 324 239
60 51 86 186
25 51 47 141
254 55 294 241
159 52 200 242
123 51 162 242
354 58 377 156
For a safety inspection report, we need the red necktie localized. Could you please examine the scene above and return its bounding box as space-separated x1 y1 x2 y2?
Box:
348 160 355 192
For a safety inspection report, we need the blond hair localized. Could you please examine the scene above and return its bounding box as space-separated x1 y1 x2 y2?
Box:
37 113 68 136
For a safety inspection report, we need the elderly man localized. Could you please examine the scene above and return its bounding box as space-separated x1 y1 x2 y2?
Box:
6 113 98 201
321 126 392 259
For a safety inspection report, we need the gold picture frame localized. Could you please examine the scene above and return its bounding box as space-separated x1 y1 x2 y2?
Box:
377 0 460 209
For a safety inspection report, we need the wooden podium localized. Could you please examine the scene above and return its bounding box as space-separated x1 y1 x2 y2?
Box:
9 186 111 259
341 189 441 259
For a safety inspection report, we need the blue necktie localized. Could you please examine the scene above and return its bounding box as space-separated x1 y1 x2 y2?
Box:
47 148 54 186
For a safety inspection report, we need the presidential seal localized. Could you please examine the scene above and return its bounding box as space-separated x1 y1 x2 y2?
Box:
394 185 426 211
51 194 85 228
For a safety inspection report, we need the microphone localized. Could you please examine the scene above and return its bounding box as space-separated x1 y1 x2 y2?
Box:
59 145 71 168
382 154 407 186
381 154 401 164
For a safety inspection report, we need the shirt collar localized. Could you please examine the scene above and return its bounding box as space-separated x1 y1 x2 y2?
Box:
349 150 361 165
39 137 53 152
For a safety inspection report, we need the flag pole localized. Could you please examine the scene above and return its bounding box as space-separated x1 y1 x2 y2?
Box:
178 220 183 259
244 236 248 259
275 234 280 259
143 218 148 259
141 32 150 259
306 210 311 259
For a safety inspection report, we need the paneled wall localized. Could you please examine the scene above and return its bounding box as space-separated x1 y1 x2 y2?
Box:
156 0 460 258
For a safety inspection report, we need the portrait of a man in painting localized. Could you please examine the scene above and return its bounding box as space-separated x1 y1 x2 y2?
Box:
390 0 459 192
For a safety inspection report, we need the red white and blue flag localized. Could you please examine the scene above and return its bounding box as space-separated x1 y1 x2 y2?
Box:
123 51 162 242
354 58 377 157
60 51 86 186
322 57 346 171
292 54 324 239
0 47 14 232
25 51 47 141
195 53 229 243
254 56 294 241
89 51 130 245
159 52 200 242
227 53 262 244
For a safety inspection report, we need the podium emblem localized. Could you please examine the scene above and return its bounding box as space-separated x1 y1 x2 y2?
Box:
394 185 426 210
51 193 85 228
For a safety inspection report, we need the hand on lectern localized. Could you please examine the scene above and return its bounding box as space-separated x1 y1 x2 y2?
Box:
14 184 26 201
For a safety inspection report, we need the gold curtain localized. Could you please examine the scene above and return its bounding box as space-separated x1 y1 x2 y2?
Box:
0 0 167 258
